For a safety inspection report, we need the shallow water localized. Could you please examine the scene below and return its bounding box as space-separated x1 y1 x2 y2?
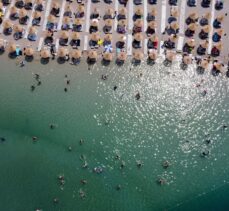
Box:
0 56 229 211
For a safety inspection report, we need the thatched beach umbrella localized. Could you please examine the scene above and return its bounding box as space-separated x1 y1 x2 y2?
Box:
133 51 143 60
28 26 37 34
103 52 113 61
148 49 157 60
183 55 192 64
118 34 126 42
135 7 143 16
104 34 112 41
60 31 69 39
25 0 32 3
88 50 98 59
187 39 195 47
166 51 176 61
171 8 179 17
150 34 158 42
58 47 68 58
65 4 72 13
33 11 41 18
188 23 198 31
105 8 113 16
10 6 18 14
134 33 143 42
90 32 100 41
169 34 178 42
35 0 43 3
118 19 127 26
8 43 16 53
48 14 56 23
3 20 13 29
201 59 209 69
170 22 179 30
150 7 157 16
74 18 82 25
215 15 224 22
117 52 127 61
119 7 127 16
104 19 113 27
215 42 222 50
40 49 50 58
25 47 34 56
19 8 27 18
71 49 81 59
63 16 70 24
214 62 222 71
203 25 210 33
148 20 157 29
45 30 53 37
203 12 211 19
189 12 198 20
13 24 23 32
77 4 84 13
216 29 223 36
52 2 59 9
71 31 80 40
134 19 143 28
200 40 209 48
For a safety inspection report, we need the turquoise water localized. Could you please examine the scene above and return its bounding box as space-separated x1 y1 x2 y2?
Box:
0 56 229 211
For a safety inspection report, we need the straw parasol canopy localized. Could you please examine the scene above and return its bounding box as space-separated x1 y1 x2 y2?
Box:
150 7 157 16
183 55 192 64
201 59 209 69
65 4 72 12
35 0 43 3
52 2 59 9
150 34 158 42
215 42 222 50
214 62 222 70
0 39 4 47
133 51 143 60
10 6 18 14
29 26 37 34
24 47 34 56
187 39 195 47
63 16 70 24
166 51 176 61
118 34 126 42
91 19 99 27
148 20 157 29
202 25 210 33
71 49 81 59
48 14 56 23
119 7 127 16
25 0 32 3
171 8 179 17
217 29 223 36
118 19 127 26
103 52 113 61
74 18 82 25
19 8 27 18
88 50 98 59
203 12 211 19
3 20 13 29
200 40 209 48
58 47 68 57
134 19 143 28
134 33 143 41
170 22 179 30
90 32 100 41
104 34 112 41
168 34 177 42
45 30 53 37
8 43 16 53
0 2 2 9
40 49 50 58
189 12 198 20
216 15 224 22
135 7 143 16
105 19 113 27
60 31 69 39
77 4 84 13
71 31 80 40
13 24 23 32
105 8 113 16
188 23 198 31
33 11 41 18
148 49 157 60
117 52 127 61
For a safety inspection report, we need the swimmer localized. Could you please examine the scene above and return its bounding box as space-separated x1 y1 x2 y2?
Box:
31 85 35 91
205 139 211 144
120 160 125 169
35 74 40 80
64 88 68 92
162 160 170 169
0 137 6 142
53 198 59 204
101 74 108 80
79 139 84 145
113 85 117 91
65 75 68 78
135 92 140 100
37 81 41 86
49 124 55 129
82 161 88 168
136 160 143 168
19 60 26 67
80 179 87 185
68 146 72 151
104 119 110 125
115 154 121 160
93 166 103 174
116 184 122 191
157 178 166 185
201 90 207 96
80 154 86 160
222 124 228 130
58 175 65 180
32 136 38 141
67 80 70 85
79 189 86 199
201 150 210 157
